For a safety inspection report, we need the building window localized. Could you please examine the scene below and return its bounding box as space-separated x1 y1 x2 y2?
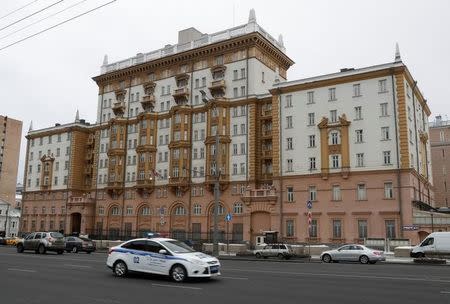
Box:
330 110 337 123
358 220 368 239
193 204 202 215
286 137 293 150
382 127 390 140
287 186 294 202
309 186 317 201
286 116 293 129
353 84 361 97
356 130 363 143
286 220 294 237
380 103 388 116
328 88 336 101
383 151 391 165
240 86 246 96
287 159 293 172
309 135 316 148
111 207 120 215
384 182 393 199
331 155 339 168
233 202 243 214
141 207 150 215
126 206 133 215
332 185 341 201
333 220 342 238
378 79 387 93
385 220 396 239
308 113 315 126
174 206 186 215
357 184 366 200
356 153 364 167
233 164 238 175
309 157 316 171
307 91 314 104
285 95 292 108
310 219 318 238
355 106 362 120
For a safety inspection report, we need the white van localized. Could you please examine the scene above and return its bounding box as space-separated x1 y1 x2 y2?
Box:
411 232 450 258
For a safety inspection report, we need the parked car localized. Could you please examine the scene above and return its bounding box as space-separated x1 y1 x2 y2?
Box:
107 237 221 282
410 232 450 258
65 236 96 253
254 244 294 260
0 237 6 246
320 244 385 264
5 237 20 246
16 232 65 254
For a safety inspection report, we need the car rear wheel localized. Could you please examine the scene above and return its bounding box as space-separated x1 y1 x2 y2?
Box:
72 246 78 253
255 252 262 259
38 244 46 254
170 265 187 283
322 254 332 263
277 253 285 260
113 261 128 277
359 255 369 264
17 244 24 253
57 250 64 255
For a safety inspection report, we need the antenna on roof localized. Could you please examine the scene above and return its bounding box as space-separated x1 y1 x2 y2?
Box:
394 42 402 62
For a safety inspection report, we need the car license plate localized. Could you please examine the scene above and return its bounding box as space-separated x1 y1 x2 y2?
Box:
210 265 219 273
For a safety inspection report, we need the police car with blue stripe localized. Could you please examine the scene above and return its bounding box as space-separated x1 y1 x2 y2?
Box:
107 238 220 282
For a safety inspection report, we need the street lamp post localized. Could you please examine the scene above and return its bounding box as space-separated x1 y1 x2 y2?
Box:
201 90 220 256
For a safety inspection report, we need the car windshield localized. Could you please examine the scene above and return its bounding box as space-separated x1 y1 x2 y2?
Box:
160 240 196 253
80 237 91 242
50 232 64 238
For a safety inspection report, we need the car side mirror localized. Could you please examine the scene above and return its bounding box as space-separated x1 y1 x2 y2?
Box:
159 249 167 255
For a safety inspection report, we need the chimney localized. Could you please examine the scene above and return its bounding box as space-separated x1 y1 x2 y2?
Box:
436 115 442 126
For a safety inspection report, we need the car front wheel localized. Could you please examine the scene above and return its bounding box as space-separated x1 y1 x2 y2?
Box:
170 265 187 283
359 255 369 264
255 252 262 259
322 254 332 263
113 261 128 277
17 244 24 253
38 244 46 254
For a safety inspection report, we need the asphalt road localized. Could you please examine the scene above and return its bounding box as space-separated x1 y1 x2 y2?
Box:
0 246 449 304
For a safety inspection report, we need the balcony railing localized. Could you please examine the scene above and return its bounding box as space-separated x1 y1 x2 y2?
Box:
241 188 277 203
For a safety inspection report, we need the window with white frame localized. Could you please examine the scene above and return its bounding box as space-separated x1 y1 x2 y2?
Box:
358 220 368 239
383 151 391 165
309 157 316 171
357 183 366 200
193 204 201 215
309 186 317 201
381 127 390 140
332 185 341 201
356 129 363 143
328 88 336 101
356 153 364 167
355 106 362 120
310 219 318 238
384 182 393 198
330 110 337 123
308 113 315 126
287 186 294 202
285 95 292 108
286 220 294 237
174 205 186 215
111 206 120 215
287 137 293 150
331 155 339 168
286 116 293 128
380 103 388 116
331 131 339 145
287 159 293 172
309 135 316 148
353 84 361 97
307 91 314 104
333 220 342 238
385 220 396 238
378 79 387 93
233 202 243 214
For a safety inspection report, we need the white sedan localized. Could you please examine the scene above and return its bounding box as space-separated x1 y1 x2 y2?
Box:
320 244 386 264
107 238 220 282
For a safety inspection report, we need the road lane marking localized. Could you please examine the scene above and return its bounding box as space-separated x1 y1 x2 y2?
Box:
64 264 92 268
221 276 249 280
8 268 36 273
441 291 450 294
224 268 450 283
0 252 102 263
152 283 202 290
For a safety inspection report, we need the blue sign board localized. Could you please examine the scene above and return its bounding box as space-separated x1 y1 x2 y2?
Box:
225 213 232 222
307 201 312 210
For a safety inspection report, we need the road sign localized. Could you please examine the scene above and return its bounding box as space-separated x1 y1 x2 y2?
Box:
307 211 312 224
307 201 312 210
402 225 419 231
225 213 232 222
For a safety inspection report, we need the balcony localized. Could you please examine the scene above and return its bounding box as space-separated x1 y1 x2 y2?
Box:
260 172 273 180
262 149 273 158
107 180 123 189
135 178 155 195
208 79 226 98
112 101 126 117
140 95 155 112
136 144 157 152
67 196 94 210
205 174 230 191
241 188 277 204
84 165 93 175
260 109 272 119
172 87 190 105
85 153 93 161
261 129 272 138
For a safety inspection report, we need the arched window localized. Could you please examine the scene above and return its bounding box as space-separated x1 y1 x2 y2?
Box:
141 206 150 215
210 204 225 215
233 202 243 214
111 206 120 215
174 205 186 215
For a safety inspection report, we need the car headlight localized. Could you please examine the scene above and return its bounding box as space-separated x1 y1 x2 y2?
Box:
191 259 206 266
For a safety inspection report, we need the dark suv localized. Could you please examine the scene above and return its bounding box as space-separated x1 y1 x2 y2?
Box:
17 232 65 254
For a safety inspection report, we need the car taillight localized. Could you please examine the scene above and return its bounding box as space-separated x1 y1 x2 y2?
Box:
373 251 382 256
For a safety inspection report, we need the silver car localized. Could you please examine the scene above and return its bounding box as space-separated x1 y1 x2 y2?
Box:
17 232 65 254
320 244 385 264
254 244 294 260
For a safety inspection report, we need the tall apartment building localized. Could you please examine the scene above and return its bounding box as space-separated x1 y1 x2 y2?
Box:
21 10 443 244
0 115 22 205
430 116 450 207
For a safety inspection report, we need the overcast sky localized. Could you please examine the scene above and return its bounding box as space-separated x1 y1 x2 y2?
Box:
1 0 449 183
